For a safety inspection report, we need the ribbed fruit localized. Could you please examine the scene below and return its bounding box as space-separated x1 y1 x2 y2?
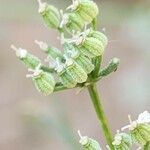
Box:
33 71 55 95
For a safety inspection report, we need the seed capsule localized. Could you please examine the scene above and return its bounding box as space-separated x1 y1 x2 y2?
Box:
11 45 41 69
37 0 60 29
64 56 88 83
130 123 150 146
67 0 99 23
60 11 85 32
66 30 105 58
88 30 108 48
26 65 55 95
67 13 85 32
112 131 132 150
55 58 77 88
122 111 150 146
78 131 102 150
63 43 94 74
78 37 105 58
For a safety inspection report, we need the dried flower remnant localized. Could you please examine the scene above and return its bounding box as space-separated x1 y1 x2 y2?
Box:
112 130 132 150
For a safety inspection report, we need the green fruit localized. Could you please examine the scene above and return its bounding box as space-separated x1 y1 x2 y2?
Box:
113 133 132 150
88 30 108 47
77 37 105 58
21 53 41 69
33 71 55 95
58 69 77 88
66 13 85 32
66 60 88 83
79 136 102 150
63 43 94 74
74 54 94 74
55 58 77 88
130 123 150 145
39 2 60 29
77 0 99 23
11 45 41 69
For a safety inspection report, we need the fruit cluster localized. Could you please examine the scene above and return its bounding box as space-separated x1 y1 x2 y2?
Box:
11 0 108 95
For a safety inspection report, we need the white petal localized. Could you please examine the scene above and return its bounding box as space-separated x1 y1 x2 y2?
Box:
138 111 150 123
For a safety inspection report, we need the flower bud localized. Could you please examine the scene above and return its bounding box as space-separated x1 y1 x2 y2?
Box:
99 57 120 77
78 131 102 150
35 40 63 59
55 58 77 88
122 111 150 146
37 0 60 29
26 65 55 95
112 131 132 150
11 45 41 69
88 30 108 48
64 56 88 83
67 0 99 23
63 43 94 74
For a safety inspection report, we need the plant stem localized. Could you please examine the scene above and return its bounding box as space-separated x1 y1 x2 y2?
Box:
54 83 83 92
88 83 114 150
91 18 102 78
40 65 55 73
92 55 103 78
92 18 97 30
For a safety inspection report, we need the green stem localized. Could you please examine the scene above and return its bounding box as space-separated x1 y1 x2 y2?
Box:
88 83 114 150
54 83 84 92
144 142 149 150
92 55 103 78
91 18 102 78
40 65 55 73
92 18 97 30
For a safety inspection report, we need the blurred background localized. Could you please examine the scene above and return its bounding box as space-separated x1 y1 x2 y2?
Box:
0 0 150 149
